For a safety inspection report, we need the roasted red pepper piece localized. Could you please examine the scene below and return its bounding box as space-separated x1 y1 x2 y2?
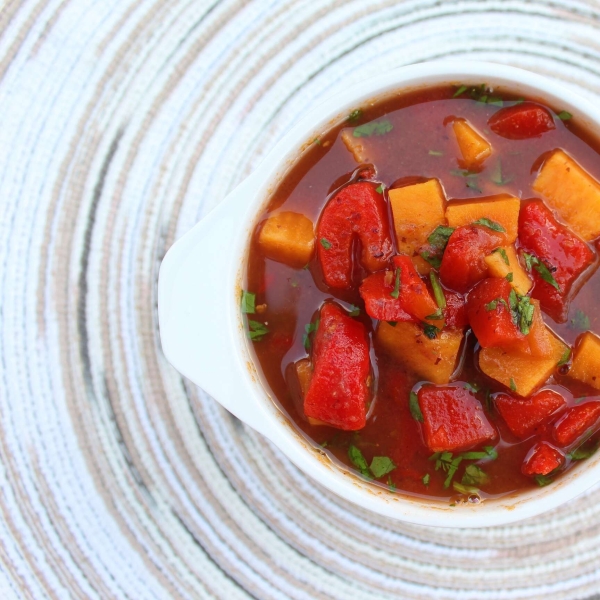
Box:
553 401 600 447
495 389 567 439
522 441 564 476
466 278 528 352
317 182 393 288
443 290 468 329
518 200 595 322
488 102 555 140
359 256 441 323
418 385 496 452
304 302 371 430
439 225 503 294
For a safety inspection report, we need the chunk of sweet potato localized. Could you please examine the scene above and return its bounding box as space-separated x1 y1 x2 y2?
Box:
484 245 532 296
389 179 446 256
478 327 568 397
526 299 553 358
341 129 370 163
259 211 314 267
446 194 520 244
568 332 600 391
532 149 600 241
452 118 492 169
376 321 463 384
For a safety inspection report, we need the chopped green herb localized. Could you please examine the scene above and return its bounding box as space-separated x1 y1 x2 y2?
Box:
466 179 482 193
570 309 591 331
241 290 256 314
429 271 447 310
420 251 442 269
450 168 479 178
353 119 393 138
472 218 506 233
348 305 360 317
557 347 571 366
490 159 512 186
453 482 480 495
429 451 441 462
409 391 424 422
313 138 322 146
422 473 430 485
423 324 439 339
461 464 489 486
370 456 396 478
348 445 372 478
535 261 560 290
444 456 463 488
375 184 384 194
348 108 363 123
514 98 525 105
568 443 598 460
303 320 319 351
429 150 444 156
484 388 492 413
557 110 572 120
425 308 444 321
477 95 488 104
534 474 553 487
320 238 332 250
487 97 503 107
510 378 517 392
460 446 497 461
465 382 480 394
428 226 455 251
514 294 535 336
505 272 514 283
452 85 468 97
390 267 401 299
320 441 328 448
247 320 269 341
522 252 536 272
303 263 310 270
387 321 397 327
484 446 498 460
485 299 498 312
509 288 518 312
492 247 510 266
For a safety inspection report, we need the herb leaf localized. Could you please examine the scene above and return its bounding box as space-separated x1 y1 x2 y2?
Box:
461 464 489 486
568 443 598 460
557 347 571 366
348 305 360 317
492 247 510 266
425 308 444 321
370 456 396 478
430 271 447 310
375 184 384 194
452 85 467 97
514 294 535 336
465 382 480 394
535 261 560 290
453 482 480 495
472 218 506 232
353 119 393 138
444 456 463 488
428 226 455 251
247 320 269 341
348 445 372 478
429 150 444 156
409 391 424 422
348 109 363 123
505 272 514 282
241 290 256 314
420 251 442 269
423 324 439 339
570 309 590 331
422 473 430 485
510 378 517 392
535 474 553 487
557 110 572 120
390 267 401 299
320 238 332 250
303 320 319 351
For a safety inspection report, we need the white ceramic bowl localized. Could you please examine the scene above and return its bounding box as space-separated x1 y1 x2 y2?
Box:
158 60 600 527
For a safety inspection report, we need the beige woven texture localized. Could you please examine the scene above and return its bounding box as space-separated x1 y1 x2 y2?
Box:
2 0 600 598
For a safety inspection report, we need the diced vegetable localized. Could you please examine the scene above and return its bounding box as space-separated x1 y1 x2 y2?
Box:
484 245 532 296
317 182 393 288
478 327 568 397
466 278 529 352
488 102 555 140
359 270 414 322
341 129 370 163
304 303 371 430
446 194 520 244
295 359 327 426
439 225 503 293
568 332 600 391
495 389 566 439
526 299 554 358
444 290 468 329
418 386 496 452
518 200 595 322
522 442 564 476
258 211 315 268
376 321 463 384
533 149 600 241
553 401 600 447
451 118 492 169
388 179 446 257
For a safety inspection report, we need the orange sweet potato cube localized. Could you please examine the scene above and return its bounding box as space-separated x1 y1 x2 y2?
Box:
532 149 600 241
341 129 370 163
452 118 492 169
568 332 600 391
376 321 463 384
446 194 520 245
388 179 447 256
258 211 314 268
484 245 532 296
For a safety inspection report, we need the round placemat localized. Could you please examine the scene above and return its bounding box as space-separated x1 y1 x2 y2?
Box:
2 0 600 598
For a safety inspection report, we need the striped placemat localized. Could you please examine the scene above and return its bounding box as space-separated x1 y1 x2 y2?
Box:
2 0 600 598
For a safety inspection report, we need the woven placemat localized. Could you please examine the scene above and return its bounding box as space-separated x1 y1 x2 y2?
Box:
2 0 600 598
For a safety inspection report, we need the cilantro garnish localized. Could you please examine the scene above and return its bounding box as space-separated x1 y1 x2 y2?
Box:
348 109 363 123
247 320 269 341
429 150 444 156
570 309 590 331
375 184 384 194
450 169 479 178
390 267 401 299
557 110 572 120
353 119 393 138
430 271 447 310
313 138 322 146
492 247 510 266
568 442 598 460
452 482 480 495
472 218 506 232
522 252 560 290
422 473 430 485
370 456 396 478
465 382 480 394
428 226 455 251
534 474 553 487
425 308 444 321
303 320 319 351
320 238 332 250
487 97 503 107
484 389 493 413
431 452 463 488
241 290 256 314
460 446 497 461
409 391 424 422
505 272 513 282
490 159 513 186
387 321 397 327
510 378 517 392
461 464 489 486
466 179 482 193
452 85 467 98
423 324 439 339
557 347 571 367
485 297 508 312
515 295 535 335
420 252 442 269
348 305 360 317
348 446 372 478
387 475 396 491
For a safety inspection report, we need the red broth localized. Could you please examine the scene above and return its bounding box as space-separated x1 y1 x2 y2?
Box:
244 84 600 503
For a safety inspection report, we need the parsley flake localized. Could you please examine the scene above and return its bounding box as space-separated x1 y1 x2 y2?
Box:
241 290 256 314
348 109 363 123
348 305 360 317
303 320 319 351
387 321 397 327
472 218 505 232
535 261 560 290
461 464 489 486
375 184 384 194
390 267 401 299
557 110 572 120
453 482 480 495
429 150 444 156
247 320 269 341
348 445 372 479
420 251 442 269
568 443 598 460
465 382 480 394
535 474 553 487
423 324 440 339
492 247 510 266
422 473 430 485
409 391 424 422
557 347 571 366
313 138 322 146
452 85 467 97
425 308 444 321
430 271 447 310
353 119 393 138
570 309 590 331
510 378 517 392
505 272 514 283
428 226 455 251
370 456 396 478
320 238 332 250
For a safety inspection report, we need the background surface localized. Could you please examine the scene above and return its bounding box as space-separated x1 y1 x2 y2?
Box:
2 0 600 598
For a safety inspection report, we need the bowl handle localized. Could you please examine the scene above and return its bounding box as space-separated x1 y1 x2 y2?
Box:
158 174 268 435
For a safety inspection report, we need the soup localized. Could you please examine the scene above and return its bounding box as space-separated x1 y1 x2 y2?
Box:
242 83 600 504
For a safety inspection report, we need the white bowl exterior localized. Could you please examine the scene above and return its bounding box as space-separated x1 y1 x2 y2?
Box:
158 60 600 527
